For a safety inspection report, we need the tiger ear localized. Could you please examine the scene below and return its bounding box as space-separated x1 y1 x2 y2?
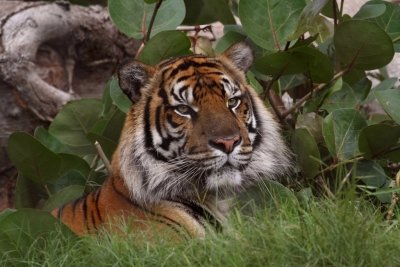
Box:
118 61 155 103
221 42 253 72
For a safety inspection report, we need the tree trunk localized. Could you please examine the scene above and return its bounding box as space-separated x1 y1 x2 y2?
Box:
0 1 140 211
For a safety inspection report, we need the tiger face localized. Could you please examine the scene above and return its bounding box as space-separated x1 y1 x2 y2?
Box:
116 42 290 204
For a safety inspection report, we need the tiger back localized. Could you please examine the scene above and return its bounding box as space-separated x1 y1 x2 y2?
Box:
51 42 291 237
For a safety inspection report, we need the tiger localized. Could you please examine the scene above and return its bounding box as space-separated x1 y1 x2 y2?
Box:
51 42 291 238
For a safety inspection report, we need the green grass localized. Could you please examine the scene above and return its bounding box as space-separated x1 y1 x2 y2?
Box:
2 193 400 266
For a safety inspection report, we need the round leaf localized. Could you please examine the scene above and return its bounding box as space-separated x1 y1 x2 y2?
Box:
15 174 43 209
110 77 132 113
289 0 330 39
215 31 246 54
239 0 306 51
255 46 333 82
109 0 185 39
355 160 388 188
367 0 400 42
48 170 87 193
334 20 394 70
322 109 367 160
183 0 235 25
7 132 62 183
374 89 400 125
353 2 386 20
359 124 400 159
138 30 192 65
42 185 85 212
49 99 102 148
292 128 321 178
34 127 72 154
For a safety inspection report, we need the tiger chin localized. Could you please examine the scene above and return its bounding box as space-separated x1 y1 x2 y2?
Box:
51 42 291 238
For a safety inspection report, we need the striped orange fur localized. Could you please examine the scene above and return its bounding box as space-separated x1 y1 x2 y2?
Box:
51 42 291 237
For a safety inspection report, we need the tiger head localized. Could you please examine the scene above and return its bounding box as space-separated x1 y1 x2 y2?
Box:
115 42 291 205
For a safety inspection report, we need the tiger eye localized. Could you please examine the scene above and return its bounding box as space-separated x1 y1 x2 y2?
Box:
227 97 240 108
176 105 190 115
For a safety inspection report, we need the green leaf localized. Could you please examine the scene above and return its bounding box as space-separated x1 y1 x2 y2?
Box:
289 0 330 39
278 74 305 92
58 153 90 178
0 209 76 257
49 99 102 154
296 112 324 143
373 78 398 91
87 108 125 159
322 109 367 160
7 132 62 183
353 2 386 19
334 20 394 70
15 174 43 209
183 0 235 25
110 77 132 113
292 128 321 178
255 46 333 82
374 89 400 125
367 0 400 42
359 124 400 159
215 31 246 54
109 0 185 39
138 30 192 65
246 71 264 95
355 160 389 188
48 170 87 193
34 127 72 154
239 0 306 51
321 0 339 19
303 78 342 113
42 185 85 212
101 80 113 117
321 83 360 112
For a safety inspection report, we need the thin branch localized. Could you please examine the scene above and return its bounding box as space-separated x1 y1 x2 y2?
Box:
279 70 347 119
317 156 363 176
339 0 344 17
145 0 163 43
95 141 112 174
332 0 338 29
386 171 400 221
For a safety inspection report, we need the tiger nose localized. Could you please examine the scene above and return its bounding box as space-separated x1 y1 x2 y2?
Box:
209 135 241 154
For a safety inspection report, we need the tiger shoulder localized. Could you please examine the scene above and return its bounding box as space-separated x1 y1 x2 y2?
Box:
51 42 291 238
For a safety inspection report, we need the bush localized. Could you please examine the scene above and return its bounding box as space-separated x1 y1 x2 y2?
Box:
2 0 400 260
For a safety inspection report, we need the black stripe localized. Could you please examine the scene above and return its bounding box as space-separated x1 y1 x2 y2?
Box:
94 188 103 222
178 85 189 101
175 198 222 232
83 196 89 231
170 61 219 78
159 133 184 151
159 55 207 69
110 178 189 236
176 75 192 83
91 210 98 230
57 204 65 219
155 105 163 138
166 113 180 128
144 96 154 150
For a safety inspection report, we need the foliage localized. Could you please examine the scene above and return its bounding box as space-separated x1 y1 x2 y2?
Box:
2 0 400 259
2 192 400 266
